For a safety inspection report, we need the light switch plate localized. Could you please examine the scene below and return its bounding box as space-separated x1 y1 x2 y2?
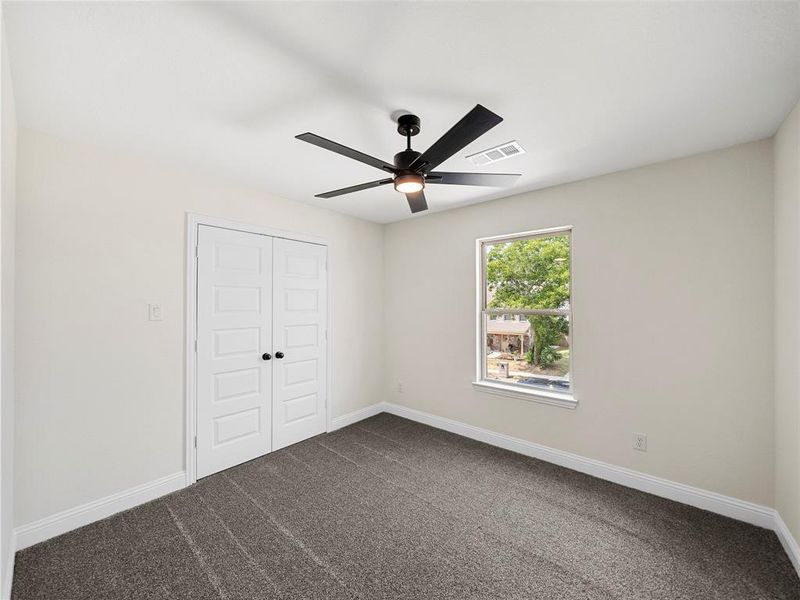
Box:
149 303 163 321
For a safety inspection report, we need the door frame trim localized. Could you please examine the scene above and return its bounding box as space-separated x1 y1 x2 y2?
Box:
184 212 331 485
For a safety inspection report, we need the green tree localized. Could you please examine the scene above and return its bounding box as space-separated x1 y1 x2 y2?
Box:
486 236 570 367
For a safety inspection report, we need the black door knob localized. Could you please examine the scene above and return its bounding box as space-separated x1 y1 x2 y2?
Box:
275 351 285 359
262 353 271 361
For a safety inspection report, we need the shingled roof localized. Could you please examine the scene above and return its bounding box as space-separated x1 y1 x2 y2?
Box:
487 320 530 335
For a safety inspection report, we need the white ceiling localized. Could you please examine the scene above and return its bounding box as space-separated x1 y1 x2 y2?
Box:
4 2 799 223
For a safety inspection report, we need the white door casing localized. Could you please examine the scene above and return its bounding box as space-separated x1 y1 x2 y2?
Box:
196 225 273 478
272 238 328 450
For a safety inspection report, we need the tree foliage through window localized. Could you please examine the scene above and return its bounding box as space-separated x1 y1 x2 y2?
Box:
486 235 570 368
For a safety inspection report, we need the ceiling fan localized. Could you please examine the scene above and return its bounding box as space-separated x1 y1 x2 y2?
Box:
295 105 521 214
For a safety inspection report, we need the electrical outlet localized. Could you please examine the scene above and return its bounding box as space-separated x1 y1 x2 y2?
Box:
633 433 647 452
148 303 163 321
397 381 404 393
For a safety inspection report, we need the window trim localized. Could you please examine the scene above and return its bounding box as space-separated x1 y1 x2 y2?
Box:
474 226 577 409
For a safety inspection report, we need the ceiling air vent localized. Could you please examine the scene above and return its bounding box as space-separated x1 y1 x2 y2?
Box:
466 140 525 166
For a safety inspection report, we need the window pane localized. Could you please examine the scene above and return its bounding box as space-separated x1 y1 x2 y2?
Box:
484 234 570 311
484 313 571 392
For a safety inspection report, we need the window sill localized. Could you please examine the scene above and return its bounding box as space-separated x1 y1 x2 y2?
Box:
472 380 578 409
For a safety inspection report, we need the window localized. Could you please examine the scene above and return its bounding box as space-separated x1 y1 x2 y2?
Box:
474 227 575 407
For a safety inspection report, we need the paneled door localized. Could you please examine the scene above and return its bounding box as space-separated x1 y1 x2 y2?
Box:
196 225 273 478
272 238 328 450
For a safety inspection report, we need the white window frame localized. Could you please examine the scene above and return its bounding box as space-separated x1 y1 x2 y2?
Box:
473 226 577 409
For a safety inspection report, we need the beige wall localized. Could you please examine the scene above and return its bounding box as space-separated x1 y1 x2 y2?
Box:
14 129 384 526
1 15 17 593
774 98 800 542
384 140 775 506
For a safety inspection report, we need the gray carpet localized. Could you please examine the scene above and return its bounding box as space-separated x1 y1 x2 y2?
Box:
12 413 800 599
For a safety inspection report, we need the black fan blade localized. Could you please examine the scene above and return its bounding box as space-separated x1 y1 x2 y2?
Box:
315 178 393 199
406 190 428 213
410 105 503 173
426 172 521 186
296 133 396 173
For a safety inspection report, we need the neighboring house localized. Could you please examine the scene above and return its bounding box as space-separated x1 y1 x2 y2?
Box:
487 317 530 355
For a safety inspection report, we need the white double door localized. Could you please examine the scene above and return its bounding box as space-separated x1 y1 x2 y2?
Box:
196 225 327 479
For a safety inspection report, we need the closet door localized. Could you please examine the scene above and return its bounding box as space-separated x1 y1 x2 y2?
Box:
196 226 272 478
272 238 327 450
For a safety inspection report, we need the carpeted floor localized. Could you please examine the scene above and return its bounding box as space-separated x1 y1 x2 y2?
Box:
12 413 800 599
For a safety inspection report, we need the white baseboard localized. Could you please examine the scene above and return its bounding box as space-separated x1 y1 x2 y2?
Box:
329 403 385 431
380 402 776 529
775 512 800 578
15 471 185 551
2 531 15 600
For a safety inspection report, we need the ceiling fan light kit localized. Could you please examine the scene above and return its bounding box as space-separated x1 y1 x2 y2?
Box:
295 104 522 214
394 173 424 194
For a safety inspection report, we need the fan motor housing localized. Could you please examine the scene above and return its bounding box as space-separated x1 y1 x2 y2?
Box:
394 150 421 170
